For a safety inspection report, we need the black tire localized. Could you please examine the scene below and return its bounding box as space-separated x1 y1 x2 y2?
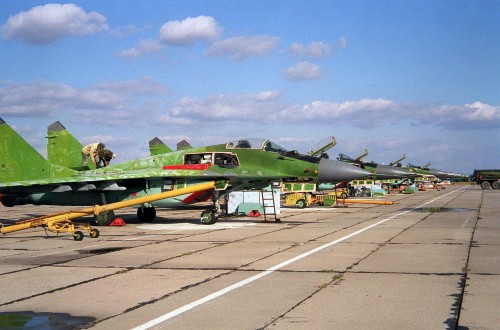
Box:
94 210 115 226
73 231 84 241
340 192 348 199
492 181 500 189
480 181 491 190
137 207 156 222
200 210 217 225
295 199 306 209
89 228 100 238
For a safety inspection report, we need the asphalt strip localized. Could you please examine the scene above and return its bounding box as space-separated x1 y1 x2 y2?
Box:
132 186 467 330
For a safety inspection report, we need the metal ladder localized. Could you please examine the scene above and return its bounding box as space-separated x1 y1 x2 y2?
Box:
260 189 280 222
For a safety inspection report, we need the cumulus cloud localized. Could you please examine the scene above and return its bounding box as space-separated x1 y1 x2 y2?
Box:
115 39 165 58
288 37 347 59
207 35 280 60
413 102 500 129
157 91 287 125
284 62 323 81
288 42 333 58
160 94 500 130
0 79 167 121
300 99 401 127
159 95 406 128
160 15 222 45
1 3 108 44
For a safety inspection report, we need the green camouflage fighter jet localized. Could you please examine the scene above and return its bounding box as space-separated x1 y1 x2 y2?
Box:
405 163 464 180
337 150 417 180
0 118 370 225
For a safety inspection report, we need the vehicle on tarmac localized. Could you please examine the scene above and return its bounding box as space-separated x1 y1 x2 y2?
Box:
472 169 500 189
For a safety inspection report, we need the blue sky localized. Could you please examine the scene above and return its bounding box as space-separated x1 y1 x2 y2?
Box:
1 1 498 174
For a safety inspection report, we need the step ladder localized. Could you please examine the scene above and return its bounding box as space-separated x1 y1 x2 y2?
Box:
260 189 280 222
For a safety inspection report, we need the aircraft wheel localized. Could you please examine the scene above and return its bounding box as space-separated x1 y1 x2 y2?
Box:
94 210 115 226
73 231 84 241
89 228 100 238
137 207 156 222
480 181 490 190
200 210 217 225
492 181 500 189
295 199 306 209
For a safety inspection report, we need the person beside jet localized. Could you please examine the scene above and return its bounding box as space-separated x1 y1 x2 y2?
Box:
81 142 104 167
97 149 116 167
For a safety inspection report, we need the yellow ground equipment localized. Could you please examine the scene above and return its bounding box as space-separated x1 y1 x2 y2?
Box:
285 192 337 208
1 181 216 240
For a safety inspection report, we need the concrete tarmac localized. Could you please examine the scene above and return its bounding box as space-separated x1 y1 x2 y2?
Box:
0 184 498 329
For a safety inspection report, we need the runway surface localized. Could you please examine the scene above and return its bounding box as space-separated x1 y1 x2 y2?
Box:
0 184 498 329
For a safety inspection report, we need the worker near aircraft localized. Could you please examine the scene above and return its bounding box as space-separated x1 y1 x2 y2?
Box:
81 142 104 166
97 149 116 167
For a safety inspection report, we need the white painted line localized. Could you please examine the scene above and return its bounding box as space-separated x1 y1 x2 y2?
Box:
133 186 466 329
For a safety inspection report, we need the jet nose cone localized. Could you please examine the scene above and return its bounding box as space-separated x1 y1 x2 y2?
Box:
318 159 371 183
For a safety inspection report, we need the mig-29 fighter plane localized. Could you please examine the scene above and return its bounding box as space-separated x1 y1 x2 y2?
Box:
337 150 416 180
0 118 371 225
406 163 463 180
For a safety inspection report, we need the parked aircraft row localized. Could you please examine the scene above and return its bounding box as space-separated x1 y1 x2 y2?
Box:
0 119 462 226
0 119 371 225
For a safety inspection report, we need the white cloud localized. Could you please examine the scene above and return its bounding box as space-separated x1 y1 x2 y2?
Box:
288 37 347 59
284 62 322 81
160 15 222 45
161 95 442 129
1 3 108 44
115 39 165 58
414 102 500 129
463 102 499 120
207 35 280 60
0 79 167 121
337 36 347 49
288 42 333 58
163 91 289 125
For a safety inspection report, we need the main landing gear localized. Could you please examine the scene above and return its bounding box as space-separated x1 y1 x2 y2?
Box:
200 192 224 225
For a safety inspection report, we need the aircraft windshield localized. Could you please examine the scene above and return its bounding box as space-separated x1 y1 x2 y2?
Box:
226 138 289 153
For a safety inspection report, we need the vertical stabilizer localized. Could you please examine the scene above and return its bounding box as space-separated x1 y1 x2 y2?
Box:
47 121 85 170
0 119 54 182
177 140 192 150
389 154 406 167
149 137 173 155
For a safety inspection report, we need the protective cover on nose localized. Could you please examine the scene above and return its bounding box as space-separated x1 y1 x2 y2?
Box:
318 158 371 183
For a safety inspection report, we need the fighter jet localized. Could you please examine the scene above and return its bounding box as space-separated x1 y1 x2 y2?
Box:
406 163 463 180
337 150 417 180
0 118 370 225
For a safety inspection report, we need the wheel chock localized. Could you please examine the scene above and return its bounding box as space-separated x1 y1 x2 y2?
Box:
109 218 126 226
248 210 261 217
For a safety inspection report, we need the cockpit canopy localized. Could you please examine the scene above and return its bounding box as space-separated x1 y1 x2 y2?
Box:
226 138 321 164
226 138 289 153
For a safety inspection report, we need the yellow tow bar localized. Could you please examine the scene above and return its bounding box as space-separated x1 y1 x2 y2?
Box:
1 181 216 240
